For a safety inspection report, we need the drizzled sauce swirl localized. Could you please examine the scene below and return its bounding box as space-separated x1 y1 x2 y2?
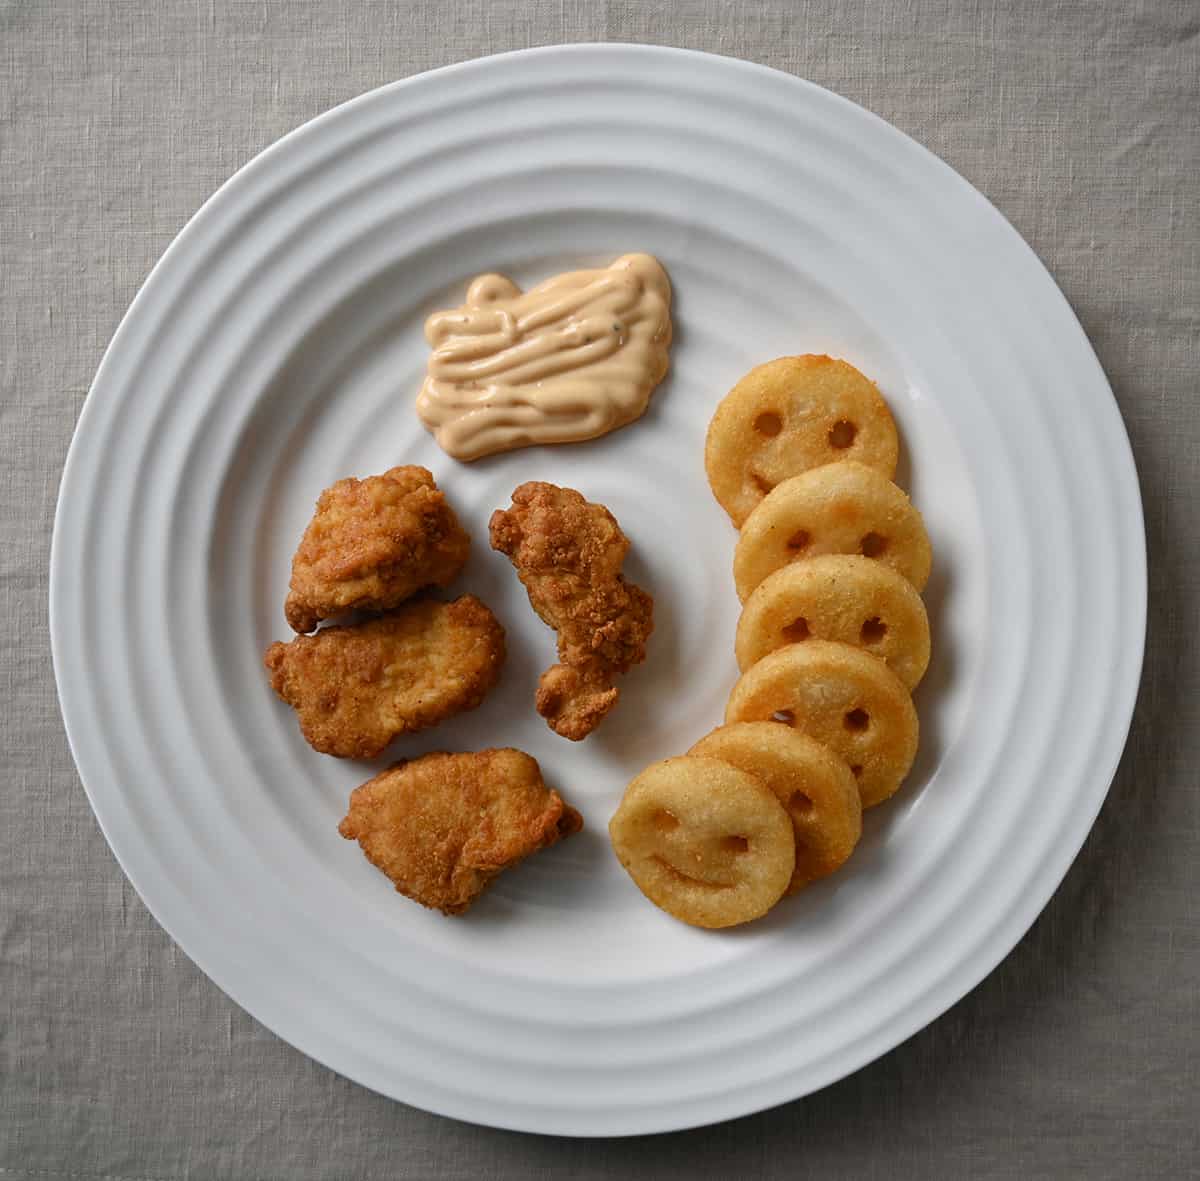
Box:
416 254 672 460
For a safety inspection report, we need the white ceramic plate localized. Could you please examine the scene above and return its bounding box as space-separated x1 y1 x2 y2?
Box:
51 45 1145 1135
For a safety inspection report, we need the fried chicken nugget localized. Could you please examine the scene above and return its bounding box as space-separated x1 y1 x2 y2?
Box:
285 465 470 633
338 749 583 915
264 595 504 758
489 482 653 741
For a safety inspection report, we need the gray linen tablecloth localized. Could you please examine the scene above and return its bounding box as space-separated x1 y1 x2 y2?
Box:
3 2 1197 1177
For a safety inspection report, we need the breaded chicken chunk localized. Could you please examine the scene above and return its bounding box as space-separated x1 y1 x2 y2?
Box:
284 465 470 633
338 749 583 915
264 595 504 758
489 482 653 741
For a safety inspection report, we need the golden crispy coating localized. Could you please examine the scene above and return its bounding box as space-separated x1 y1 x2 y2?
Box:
489 481 653 741
264 595 504 758
725 640 919 809
705 355 899 526
338 748 582 915
732 461 932 603
735 554 931 688
608 756 794 928
285 465 470 633
689 722 862 894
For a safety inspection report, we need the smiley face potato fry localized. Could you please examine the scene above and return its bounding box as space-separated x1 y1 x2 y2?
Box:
705 355 899 527
735 554 931 688
609 756 795 928
725 640 919 809
732 461 931 603
689 722 862 894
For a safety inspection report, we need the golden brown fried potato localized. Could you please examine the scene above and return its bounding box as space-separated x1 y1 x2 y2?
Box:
339 749 582 915
608 756 794 928
735 554 931 688
732 461 931 603
705 355 899 526
489 481 653 741
285 465 470 633
264 595 504 758
725 640 919 808
689 722 862 893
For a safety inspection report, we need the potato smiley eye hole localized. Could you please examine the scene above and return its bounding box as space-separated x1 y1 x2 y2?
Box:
850 764 864 777
860 616 887 644
786 529 811 551
652 809 680 832
860 531 887 557
828 419 857 448
844 708 870 732
720 835 750 854
788 791 814 815
772 709 796 725
754 412 783 436
782 617 810 642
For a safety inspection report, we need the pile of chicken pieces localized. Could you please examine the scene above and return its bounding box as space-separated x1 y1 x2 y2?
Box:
263 466 652 914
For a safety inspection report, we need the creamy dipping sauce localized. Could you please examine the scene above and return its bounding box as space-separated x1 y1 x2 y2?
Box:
416 253 672 460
